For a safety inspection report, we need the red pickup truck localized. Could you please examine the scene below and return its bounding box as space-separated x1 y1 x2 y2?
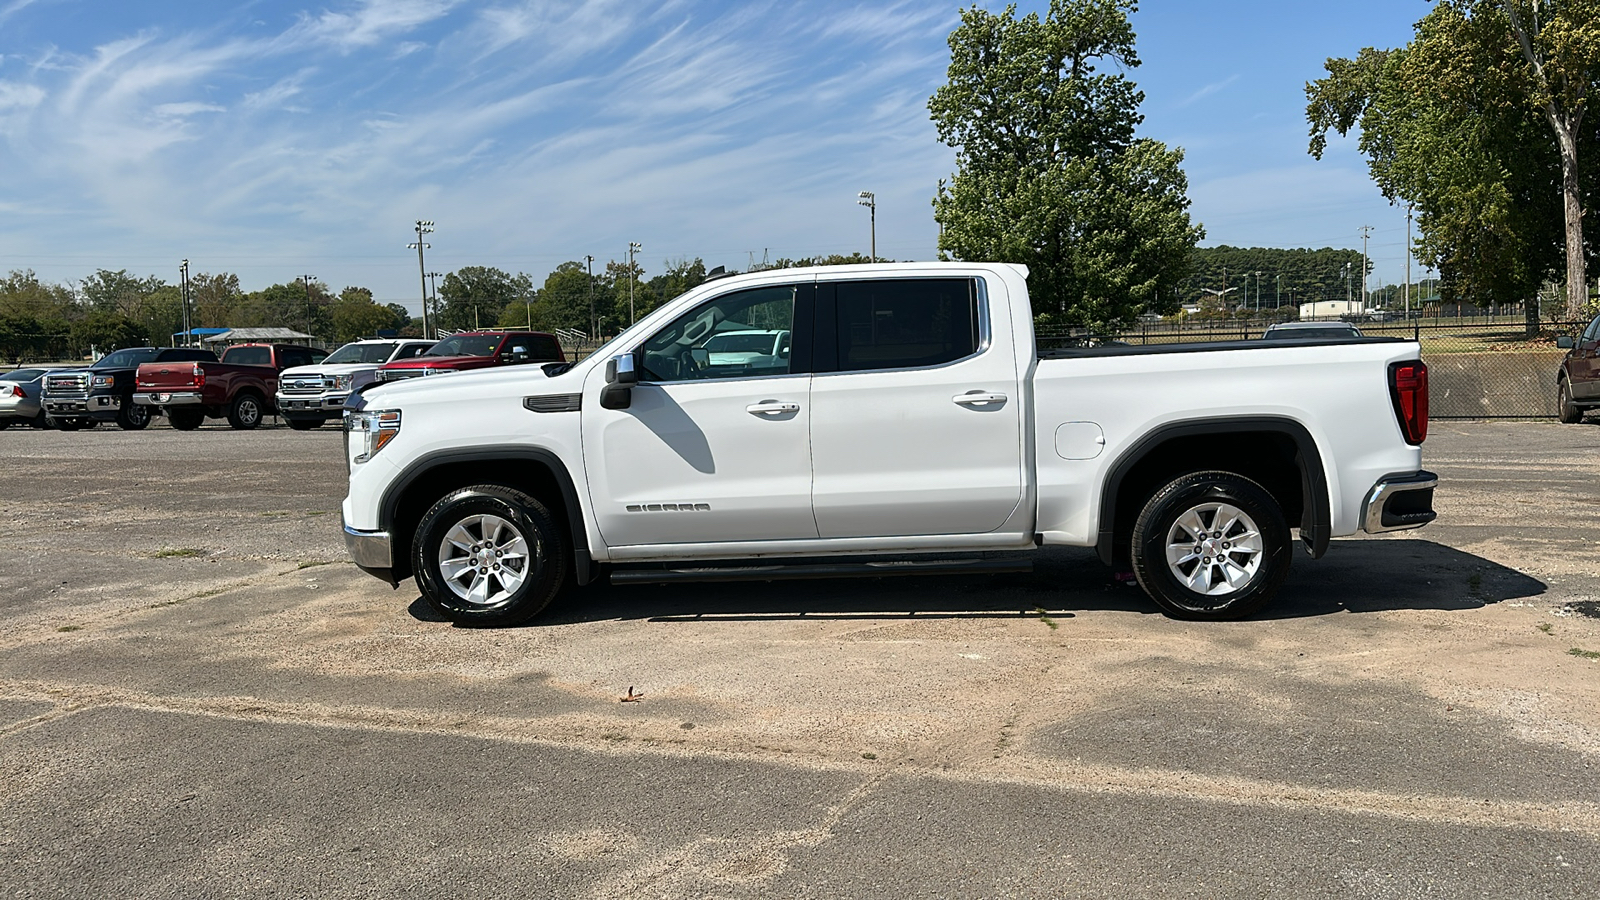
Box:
134 343 326 430
373 331 564 384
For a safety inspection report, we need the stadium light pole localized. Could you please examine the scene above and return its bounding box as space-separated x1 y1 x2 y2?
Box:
857 191 876 261
425 272 444 331
585 255 596 337
178 259 191 347
409 220 434 338
628 242 642 325
299 275 316 337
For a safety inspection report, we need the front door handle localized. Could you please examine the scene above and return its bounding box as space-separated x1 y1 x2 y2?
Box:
746 400 800 416
953 391 1008 406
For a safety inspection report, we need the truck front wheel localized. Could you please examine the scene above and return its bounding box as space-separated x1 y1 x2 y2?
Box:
413 485 569 627
1130 471 1290 620
116 401 151 430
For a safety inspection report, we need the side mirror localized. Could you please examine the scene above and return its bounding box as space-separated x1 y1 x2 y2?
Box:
510 345 530 362
601 352 637 410
1557 335 1575 350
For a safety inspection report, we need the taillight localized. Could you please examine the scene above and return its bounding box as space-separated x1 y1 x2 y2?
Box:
1390 361 1428 445
192 364 205 388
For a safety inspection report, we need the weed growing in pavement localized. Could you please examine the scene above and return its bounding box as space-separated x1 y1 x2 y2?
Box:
1538 623 1554 634
1034 607 1059 630
296 560 335 570
1569 648 1600 660
150 548 203 559
56 625 81 632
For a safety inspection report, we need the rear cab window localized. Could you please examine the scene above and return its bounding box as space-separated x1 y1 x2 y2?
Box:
814 278 980 372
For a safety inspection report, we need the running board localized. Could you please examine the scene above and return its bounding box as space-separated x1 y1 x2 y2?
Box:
610 558 1033 585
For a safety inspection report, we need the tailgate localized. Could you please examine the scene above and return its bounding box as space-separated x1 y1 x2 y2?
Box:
136 362 202 391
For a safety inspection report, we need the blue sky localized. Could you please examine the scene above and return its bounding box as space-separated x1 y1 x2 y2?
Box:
0 0 1431 313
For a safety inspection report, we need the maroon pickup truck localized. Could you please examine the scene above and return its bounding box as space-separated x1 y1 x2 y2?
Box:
373 331 564 384
134 343 326 430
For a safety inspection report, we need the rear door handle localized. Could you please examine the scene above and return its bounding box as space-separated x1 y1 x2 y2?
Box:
746 400 800 416
953 391 1008 406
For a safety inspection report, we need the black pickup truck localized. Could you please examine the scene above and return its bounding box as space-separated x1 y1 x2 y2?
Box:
44 346 217 430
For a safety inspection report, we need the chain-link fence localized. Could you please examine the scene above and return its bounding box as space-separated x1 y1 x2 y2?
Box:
1037 317 1585 419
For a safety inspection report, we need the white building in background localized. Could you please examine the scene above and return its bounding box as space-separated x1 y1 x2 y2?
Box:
1299 300 1362 320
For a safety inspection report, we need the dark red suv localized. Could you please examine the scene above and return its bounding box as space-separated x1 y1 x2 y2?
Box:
374 331 564 384
1557 314 1600 423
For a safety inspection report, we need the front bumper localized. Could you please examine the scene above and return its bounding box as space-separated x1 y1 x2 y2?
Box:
1361 470 1438 534
276 393 349 416
344 519 397 586
133 392 203 406
43 396 89 415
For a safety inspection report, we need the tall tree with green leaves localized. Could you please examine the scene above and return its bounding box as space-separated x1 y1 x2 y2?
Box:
929 0 1202 330
436 267 532 332
1308 1 1599 323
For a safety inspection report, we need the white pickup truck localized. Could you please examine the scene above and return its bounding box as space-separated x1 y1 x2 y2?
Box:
341 263 1436 626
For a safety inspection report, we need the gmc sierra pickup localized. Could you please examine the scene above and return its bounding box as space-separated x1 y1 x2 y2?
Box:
342 263 1437 626
43 346 217 430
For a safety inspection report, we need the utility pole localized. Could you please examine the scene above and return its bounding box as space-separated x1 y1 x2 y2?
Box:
410 221 434 339
1359 225 1373 310
1276 274 1281 309
1254 271 1262 311
857 191 876 261
178 259 191 347
585 255 596 338
627 242 641 325
424 272 443 332
299 275 316 336
1405 204 1414 318
1342 262 1352 311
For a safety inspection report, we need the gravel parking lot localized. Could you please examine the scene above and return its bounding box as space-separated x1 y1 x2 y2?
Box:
1 419 1597 898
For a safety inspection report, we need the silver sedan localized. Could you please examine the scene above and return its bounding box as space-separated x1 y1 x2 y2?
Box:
0 368 49 428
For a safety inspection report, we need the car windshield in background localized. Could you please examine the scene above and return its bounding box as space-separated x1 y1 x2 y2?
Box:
706 333 778 353
424 336 498 357
93 348 160 369
1 369 45 382
223 347 272 365
323 342 397 365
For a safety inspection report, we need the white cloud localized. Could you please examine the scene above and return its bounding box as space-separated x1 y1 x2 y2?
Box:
297 0 461 51
153 101 224 118
0 80 44 110
1180 74 1240 107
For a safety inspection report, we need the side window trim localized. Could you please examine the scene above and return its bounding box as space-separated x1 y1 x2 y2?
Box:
810 276 989 376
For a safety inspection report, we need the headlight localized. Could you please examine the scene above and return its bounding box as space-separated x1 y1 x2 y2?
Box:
345 409 401 464
330 374 355 391
93 375 114 387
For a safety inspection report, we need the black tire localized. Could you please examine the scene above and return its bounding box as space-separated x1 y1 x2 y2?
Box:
116 401 151 430
413 485 569 627
227 392 264 430
0 418 9 430
1130 470 1291 621
1558 376 1584 424
168 409 205 431
286 417 324 431
80 418 98 429
54 417 81 431
31 411 49 428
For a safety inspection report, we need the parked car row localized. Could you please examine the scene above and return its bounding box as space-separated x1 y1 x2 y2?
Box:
0 330 566 432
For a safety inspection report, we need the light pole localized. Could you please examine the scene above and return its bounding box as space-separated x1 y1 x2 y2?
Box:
857 191 876 261
178 259 191 347
409 220 434 338
585 255 596 337
425 272 444 330
627 242 641 325
299 275 316 337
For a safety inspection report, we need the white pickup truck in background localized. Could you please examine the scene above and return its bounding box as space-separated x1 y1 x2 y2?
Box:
341 262 1436 626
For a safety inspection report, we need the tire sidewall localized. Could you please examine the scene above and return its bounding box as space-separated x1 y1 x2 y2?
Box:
1558 377 1582 423
118 402 150 430
413 487 566 627
1133 473 1290 620
231 394 262 429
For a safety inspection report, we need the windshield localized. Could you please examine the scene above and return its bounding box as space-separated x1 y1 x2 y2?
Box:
323 342 397 365
1 368 45 382
424 335 499 357
222 346 272 365
92 348 159 369
1261 326 1360 340
705 332 778 353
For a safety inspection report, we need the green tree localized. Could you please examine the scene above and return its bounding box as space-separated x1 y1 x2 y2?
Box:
436 267 531 332
538 261 611 334
641 257 709 324
80 269 165 318
330 287 403 344
929 0 1203 330
189 272 244 329
71 310 148 355
1307 1 1599 324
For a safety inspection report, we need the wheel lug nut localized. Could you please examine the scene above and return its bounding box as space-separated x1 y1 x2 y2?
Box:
1222 542 1230 549
1203 557 1210 564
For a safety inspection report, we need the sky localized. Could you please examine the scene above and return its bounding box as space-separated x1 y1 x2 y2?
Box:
0 0 1435 314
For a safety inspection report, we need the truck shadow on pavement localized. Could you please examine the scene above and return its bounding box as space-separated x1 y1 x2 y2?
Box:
408 539 1545 625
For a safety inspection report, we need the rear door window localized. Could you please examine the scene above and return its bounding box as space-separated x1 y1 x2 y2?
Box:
815 278 979 372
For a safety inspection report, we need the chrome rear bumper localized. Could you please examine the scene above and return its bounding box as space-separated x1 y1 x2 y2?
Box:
1361 471 1438 534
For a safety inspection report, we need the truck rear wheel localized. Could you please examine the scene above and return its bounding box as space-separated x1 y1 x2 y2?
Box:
227 393 264 430
413 485 569 627
1558 377 1584 424
116 402 151 430
168 409 204 431
1130 470 1290 620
